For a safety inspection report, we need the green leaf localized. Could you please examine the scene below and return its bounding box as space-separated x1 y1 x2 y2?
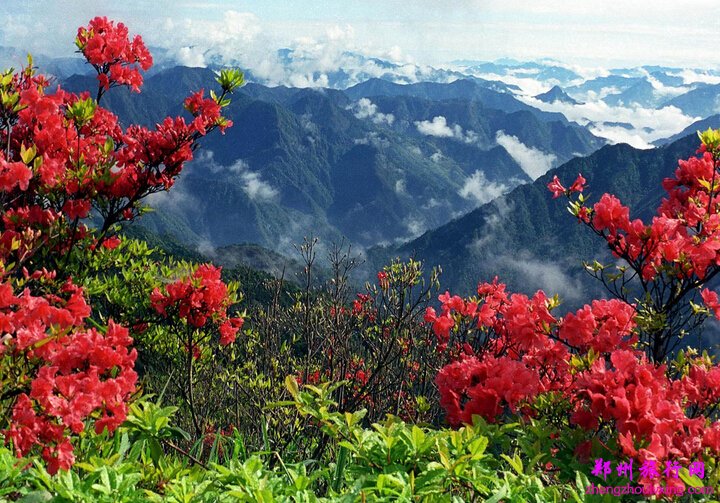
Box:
148 438 163 466
678 467 703 488
285 375 300 400
18 491 53 503
501 453 523 475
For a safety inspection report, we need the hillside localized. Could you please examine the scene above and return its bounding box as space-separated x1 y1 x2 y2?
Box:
381 134 702 308
65 66 604 254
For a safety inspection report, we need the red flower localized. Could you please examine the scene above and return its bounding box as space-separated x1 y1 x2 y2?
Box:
569 174 586 193
547 175 566 199
76 17 153 93
0 158 33 192
101 235 121 250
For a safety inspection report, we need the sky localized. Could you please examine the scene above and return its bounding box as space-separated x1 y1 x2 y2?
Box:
3 0 720 69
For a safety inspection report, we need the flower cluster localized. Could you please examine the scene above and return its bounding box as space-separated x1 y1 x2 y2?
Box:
430 280 720 470
0 281 137 474
0 18 242 474
75 16 152 93
431 133 720 476
553 139 720 284
150 264 244 345
0 20 239 275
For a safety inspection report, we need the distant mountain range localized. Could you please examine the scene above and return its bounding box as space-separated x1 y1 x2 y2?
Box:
61 65 603 254
376 134 700 305
26 50 720 333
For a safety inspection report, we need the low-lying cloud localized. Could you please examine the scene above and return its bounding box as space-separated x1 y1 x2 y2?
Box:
491 251 586 304
495 131 556 180
240 171 278 201
415 115 478 143
349 98 395 125
520 95 698 149
193 151 279 202
458 170 508 205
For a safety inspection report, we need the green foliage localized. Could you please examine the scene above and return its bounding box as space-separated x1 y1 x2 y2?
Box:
0 387 609 502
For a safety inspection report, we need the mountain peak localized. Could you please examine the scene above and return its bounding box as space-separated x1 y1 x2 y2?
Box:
534 85 579 105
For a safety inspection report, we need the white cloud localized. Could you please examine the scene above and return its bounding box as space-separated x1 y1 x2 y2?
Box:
638 69 690 101
145 179 197 214
491 251 585 303
470 71 550 96
156 11 263 69
354 131 390 148
466 196 513 251
240 171 278 201
395 178 407 195
405 217 425 237
673 69 720 86
519 95 699 149
415 115 455 137
226 159 250 174
174 46 207 68
587 125 653 149
422 197 442 209
495 131 556 180
193 151 278 201
349 98 395 125
458 170 507 205
197 239 217 258
415 115 478 143
195 151 250 175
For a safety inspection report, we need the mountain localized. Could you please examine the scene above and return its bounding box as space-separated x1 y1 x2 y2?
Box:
662 84 720 117
566 75 642 98
62 66 604 255
648 70 685 87
654 114 720 146
535 85 580 105
603 78 659 107
378 134 701 308
512 63 582 85
459 60 582 86
344 78 570 122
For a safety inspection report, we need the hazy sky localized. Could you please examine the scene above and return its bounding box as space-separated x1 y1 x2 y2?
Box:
3 1 720 68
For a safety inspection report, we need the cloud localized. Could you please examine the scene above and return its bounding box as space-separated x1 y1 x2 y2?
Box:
641 71 689 100
458 170 507 205
349 98 395 125
353 131 390 148
464 194 585 302
495 131 556 180
520 94 699 149
491 251 585 303
673 69 720 86
404 217 425 238
193 151 278 201
155 10 263 68
145 178 198 215
415 115 455 137
196 239 217 258
467 196 514 251
240 171 278 201
174 46 206 68
415 115 478 143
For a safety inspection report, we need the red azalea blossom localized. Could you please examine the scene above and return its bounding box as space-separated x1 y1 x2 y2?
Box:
1 283 136 474
0 17 239 474
76 17 153 93
547 175 566 199
151 264 243 345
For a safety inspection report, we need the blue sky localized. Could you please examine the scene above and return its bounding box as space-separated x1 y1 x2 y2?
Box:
3 0 719 68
